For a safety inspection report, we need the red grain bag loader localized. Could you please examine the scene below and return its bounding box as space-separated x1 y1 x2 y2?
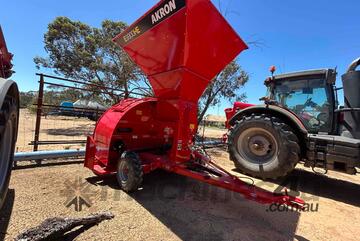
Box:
84 0 304 208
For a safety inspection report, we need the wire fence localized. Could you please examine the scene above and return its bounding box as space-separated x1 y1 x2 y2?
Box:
16 73 140 153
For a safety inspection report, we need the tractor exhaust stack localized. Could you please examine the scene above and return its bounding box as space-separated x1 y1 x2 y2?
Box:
342 57 360 139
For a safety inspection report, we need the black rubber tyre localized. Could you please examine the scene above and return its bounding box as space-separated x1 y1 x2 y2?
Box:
88 113 98 122
228 114 300 179
0 95 18 208
116 152 143 193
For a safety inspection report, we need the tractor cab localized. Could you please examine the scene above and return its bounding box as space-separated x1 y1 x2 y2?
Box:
265 69 337 134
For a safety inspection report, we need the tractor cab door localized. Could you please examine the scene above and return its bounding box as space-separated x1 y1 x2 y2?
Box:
270 73 335 134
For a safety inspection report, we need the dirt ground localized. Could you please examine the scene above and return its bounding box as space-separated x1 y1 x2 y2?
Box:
2 112 360 240
1 153 359 240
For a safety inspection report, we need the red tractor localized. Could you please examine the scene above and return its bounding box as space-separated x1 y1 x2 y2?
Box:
226 58 360 179
0 25 19 209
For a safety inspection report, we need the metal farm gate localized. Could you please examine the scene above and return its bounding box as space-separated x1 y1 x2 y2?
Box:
15 73 149 163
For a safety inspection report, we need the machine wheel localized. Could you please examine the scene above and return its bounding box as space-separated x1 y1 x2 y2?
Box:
228 114 300 179
0 95 18 208
116 152 143 192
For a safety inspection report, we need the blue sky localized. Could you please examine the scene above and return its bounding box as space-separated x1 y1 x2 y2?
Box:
1 0 359 115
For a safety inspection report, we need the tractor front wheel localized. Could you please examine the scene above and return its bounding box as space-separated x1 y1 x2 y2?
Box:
116 152 143 192
228 114 300 179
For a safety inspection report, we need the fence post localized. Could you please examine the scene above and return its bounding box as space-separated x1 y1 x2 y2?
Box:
33 74 44 152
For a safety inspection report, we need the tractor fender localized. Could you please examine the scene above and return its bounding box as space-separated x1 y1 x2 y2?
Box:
0 78 19 142
229 105 306 132
0 78 19 108
228 105 308 155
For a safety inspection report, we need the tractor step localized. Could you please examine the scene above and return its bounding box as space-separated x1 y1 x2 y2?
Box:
307 134 360 174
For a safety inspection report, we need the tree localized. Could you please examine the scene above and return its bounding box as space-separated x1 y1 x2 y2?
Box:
35 17 249 123
198 60 248 124
34 17 152 104
19 91 36 108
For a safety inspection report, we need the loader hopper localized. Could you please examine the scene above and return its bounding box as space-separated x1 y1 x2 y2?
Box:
113 0 248 101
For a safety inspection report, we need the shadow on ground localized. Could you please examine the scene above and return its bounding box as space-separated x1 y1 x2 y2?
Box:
284 169 360 207
45 124 93 137
63 223 98 241
87 171 304 241
14 159 83 170
0 189 15 241
268 169 360 207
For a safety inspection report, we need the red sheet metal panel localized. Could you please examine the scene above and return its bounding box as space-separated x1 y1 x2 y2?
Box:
113 0 248 100
184 0 247 80
0 26 13 79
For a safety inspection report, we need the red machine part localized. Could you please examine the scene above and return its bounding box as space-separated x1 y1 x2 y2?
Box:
85 0 305 209
225 102 255 128
0 26 13 79
113 0 247 102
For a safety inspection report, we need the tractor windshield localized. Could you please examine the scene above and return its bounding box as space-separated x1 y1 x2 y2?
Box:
271 78 331 133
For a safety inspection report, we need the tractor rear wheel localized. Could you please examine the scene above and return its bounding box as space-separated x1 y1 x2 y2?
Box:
116 152 143 192
228 114 300 179
0 95 18 208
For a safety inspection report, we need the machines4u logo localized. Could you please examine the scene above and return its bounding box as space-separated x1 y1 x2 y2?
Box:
60 177 98 212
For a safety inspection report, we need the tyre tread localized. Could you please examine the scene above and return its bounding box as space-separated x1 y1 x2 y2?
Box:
228 114 300 179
